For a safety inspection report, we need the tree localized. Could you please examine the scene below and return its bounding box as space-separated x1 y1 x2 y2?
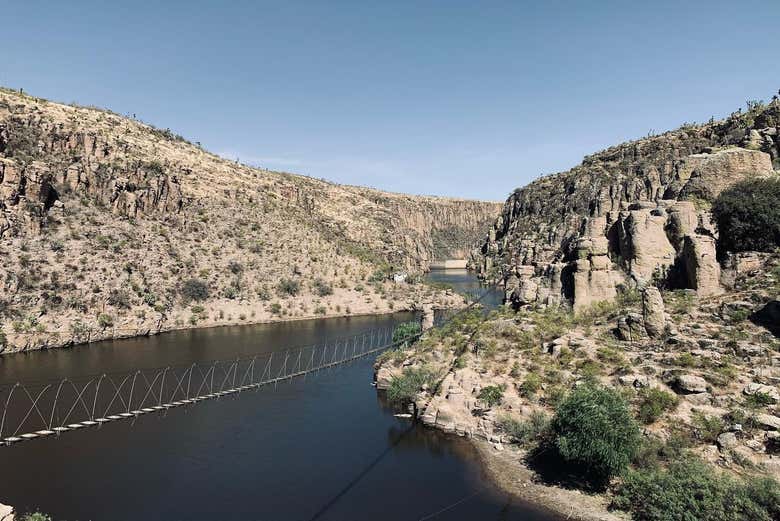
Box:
550 383 640 485
712 178 780 254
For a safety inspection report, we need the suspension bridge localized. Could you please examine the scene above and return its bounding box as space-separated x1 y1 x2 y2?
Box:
0 300 484 448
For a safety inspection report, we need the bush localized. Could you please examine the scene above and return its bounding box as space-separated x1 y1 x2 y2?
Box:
269 302 282 315
477 385 505 407
277 278 300 296
497 411 549 444
386 367 437 405
692 412 725 443
613 457 780 521
392 321 421 347
107 288 132 309
181 278 209 302
712 178 780 254
312 279 333 297
97 313 114 328
519 373 542 397
256 285 271 301
637 387 679 424
550 383 640 485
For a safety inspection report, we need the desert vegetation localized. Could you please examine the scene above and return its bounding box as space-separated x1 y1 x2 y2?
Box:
375 249 780 520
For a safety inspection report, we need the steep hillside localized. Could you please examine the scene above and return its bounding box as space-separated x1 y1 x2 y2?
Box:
475 99 780 309
377 99 780 519
0 88 499 352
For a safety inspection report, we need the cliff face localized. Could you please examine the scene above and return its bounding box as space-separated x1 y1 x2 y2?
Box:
0 89 498 352
476 100 780 309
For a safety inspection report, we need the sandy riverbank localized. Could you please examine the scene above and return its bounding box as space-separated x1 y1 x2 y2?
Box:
471 438 626 521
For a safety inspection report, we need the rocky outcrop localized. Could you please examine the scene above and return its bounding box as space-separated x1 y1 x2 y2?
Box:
478 99 780 309
681 234 721 296
641 286 666 338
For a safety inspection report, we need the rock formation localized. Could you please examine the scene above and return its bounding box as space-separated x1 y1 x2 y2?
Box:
476 99 780 310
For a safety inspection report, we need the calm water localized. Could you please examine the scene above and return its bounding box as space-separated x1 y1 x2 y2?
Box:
0 271 557 521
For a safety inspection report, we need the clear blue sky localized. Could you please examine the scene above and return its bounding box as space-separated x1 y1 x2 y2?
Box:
4 1 779 200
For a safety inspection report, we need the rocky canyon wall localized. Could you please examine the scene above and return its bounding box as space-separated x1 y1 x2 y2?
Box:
476 100 780 309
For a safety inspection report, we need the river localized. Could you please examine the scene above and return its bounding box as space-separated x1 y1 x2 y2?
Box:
0 270 556 521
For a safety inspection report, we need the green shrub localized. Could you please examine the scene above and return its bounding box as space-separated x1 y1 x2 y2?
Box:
312 279 333 296
519 373 542 397
692 412 725 443
269 302 282 315
277 278 300 296
477 385 505 407
712 178 780 254
387 367 437 405
550 383 640 484
107 288 132 309
97 313 114 328
497 411 549 444
392 321 421 347
181 278 209 302
613 457 780 521
637 387 679 424
745 391 777 409
0 327 6 348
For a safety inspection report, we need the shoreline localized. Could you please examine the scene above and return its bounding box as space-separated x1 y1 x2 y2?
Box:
0 294 467 356
469 437 625 521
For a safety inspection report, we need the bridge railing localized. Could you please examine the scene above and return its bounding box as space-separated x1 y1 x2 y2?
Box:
0 325 396 445
0 287 497 446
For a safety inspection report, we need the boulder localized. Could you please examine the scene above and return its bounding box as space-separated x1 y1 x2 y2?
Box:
616 313 646 341
685 392 712 405
753 413 780 431
681 235 721 296
642 287 666 338
735 342 767 357
0 503 12 521
673 374 708 394
717 432 738 451
743 383 780 403
375 367 395 390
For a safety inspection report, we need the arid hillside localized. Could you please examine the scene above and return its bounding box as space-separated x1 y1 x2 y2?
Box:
475 99 780 311
377 98 780 520
0 88 500 352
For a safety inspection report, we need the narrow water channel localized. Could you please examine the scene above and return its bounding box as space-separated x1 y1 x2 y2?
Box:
0 270 557 521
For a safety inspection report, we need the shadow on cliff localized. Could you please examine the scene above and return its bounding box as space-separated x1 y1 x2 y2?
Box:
751 300 780 337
